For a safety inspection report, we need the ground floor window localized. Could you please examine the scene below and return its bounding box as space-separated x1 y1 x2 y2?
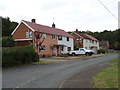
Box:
61 47 64 51
68 47 71 51
40 45 45 51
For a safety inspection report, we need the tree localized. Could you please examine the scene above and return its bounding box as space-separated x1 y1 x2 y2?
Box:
2 17 18 36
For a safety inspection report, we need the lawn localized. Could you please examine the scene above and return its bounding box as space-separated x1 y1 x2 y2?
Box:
93 58 119 88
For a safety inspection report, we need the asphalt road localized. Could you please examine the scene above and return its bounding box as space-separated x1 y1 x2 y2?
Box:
2 54 118 88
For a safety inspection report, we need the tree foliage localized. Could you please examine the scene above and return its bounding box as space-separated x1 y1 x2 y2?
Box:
86 30 119 44
87 30 119 50
2 17 18 36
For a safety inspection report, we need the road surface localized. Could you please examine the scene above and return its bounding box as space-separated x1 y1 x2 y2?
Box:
2 54 118 88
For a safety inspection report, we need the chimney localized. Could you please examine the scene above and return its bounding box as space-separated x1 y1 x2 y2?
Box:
31 19 36 23
52 22 55 28
76 28 79 33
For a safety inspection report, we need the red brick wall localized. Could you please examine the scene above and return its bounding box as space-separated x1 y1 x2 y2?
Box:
15 40 32 46
38 34 58 55
12 23 33 39
12 22 58 56
71 32 83 48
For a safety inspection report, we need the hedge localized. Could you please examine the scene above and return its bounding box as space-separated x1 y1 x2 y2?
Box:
97 49 106 54
2 37 14 47
2 46 39 67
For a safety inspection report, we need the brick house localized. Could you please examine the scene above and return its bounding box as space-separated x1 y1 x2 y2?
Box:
11 19 73 56
71 31 99 52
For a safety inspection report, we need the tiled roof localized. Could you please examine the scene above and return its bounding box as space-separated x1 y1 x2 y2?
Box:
79 33 99 41
23 20 73 38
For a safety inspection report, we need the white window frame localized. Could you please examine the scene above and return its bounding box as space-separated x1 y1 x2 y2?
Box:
42 34 46 39
29 32 33 38
26 32 29 38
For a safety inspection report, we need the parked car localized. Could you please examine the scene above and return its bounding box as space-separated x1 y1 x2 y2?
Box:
69 48 95 56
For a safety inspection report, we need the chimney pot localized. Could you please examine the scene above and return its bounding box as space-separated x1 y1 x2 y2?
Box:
31 19 36 23
52 22 55 28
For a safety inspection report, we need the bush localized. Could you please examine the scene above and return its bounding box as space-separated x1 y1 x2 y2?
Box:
2 46 39 67
2 37 14 47
97 49 106 54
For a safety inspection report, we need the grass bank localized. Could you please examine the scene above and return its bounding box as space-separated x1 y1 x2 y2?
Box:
93 58 119 88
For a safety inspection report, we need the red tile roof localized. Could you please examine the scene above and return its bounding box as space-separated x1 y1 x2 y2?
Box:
79 33 98 41
23 20 73 38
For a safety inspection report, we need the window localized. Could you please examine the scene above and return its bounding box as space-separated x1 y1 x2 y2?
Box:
52 35 57 40
68 47 71 51
26 32 33 38
42 34 46 39
39 45 45 51
96 41 97 44
61 47 64 51
67 37 69 41
26 32 29 38
29 32 33 38
58 35 62 40
92 40 94 43
80 49 85 51
35 33 40 39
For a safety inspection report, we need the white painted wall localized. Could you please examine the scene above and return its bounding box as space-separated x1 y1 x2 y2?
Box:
58 36 74 54
83 39 99 51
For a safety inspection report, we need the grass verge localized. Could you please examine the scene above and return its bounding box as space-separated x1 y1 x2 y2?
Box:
92 58 119 88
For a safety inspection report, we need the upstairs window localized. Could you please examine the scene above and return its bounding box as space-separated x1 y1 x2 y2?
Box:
42 34 46 39
26 32 29 38
35 33 40 39
96 41 97 44
58 35 62 40
29 32 33 38
52 35 57 40
26 31 33 38
67 37 69 41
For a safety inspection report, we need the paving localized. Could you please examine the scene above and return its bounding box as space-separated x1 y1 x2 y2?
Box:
2 54 118 88
39 54 106 63
60 62 112 88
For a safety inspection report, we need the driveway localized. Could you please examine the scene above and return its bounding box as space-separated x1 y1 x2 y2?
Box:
2 54 118 88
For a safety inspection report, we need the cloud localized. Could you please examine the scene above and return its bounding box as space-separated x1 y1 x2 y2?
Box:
0 0 119 32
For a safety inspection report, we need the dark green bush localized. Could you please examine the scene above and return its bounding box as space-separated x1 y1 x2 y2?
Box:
2 37 14 47
2 46 39 67
97 49 106 54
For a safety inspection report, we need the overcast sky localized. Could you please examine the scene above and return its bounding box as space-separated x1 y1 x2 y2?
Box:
0 0 119 32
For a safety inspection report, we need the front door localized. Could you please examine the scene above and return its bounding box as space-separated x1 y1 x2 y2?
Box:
57 46 60 56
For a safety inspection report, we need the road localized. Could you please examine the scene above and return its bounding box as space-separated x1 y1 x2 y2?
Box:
2 54 118 88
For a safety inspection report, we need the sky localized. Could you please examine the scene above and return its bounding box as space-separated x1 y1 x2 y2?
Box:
0 0 119 32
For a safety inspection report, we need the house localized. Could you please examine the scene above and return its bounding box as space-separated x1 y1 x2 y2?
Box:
71 30 99 52
99 40 110 50
11 19 74 56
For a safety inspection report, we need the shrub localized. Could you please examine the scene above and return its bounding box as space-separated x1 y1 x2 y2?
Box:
2 37 14 47
2 46 39 67
97 49 106 54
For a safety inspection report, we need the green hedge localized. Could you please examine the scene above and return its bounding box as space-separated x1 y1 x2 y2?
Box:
97 49 106 54
2 37 14 47
2 46 39 67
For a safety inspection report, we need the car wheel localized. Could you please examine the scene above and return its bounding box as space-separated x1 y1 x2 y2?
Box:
85 52 90 56
72 53 76 56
